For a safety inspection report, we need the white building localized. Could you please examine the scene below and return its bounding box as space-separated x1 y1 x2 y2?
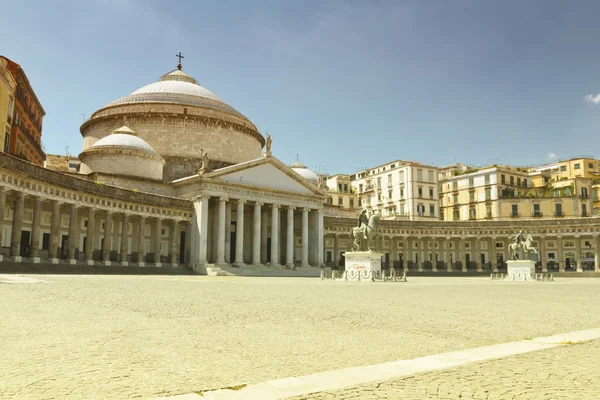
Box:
350 160 439 220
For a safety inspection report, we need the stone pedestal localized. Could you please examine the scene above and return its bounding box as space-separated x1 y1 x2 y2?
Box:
344 251 383 281
87 260 94 266
14 256 22 263
32 257 41 264
51 258 59 264
69 259 77 265
506 260 535 281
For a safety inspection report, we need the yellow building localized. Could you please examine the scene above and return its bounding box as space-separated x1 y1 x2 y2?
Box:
325 174 358 209
534 157 600 181
439 165 592 220
0 56 16 153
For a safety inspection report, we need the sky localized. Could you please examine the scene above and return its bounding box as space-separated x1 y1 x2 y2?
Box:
3 0 600 175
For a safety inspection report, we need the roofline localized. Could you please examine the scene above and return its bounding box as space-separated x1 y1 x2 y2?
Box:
1 56 46 115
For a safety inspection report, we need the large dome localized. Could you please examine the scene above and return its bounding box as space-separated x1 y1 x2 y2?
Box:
290 159 319 184
100 70 249 120
80 64 265 181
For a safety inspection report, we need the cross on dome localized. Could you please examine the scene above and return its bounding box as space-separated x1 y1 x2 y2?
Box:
175 51 184 70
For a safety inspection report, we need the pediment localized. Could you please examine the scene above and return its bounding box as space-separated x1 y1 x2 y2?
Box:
205 157 323 196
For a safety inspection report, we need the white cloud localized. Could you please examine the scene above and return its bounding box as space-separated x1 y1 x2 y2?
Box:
547 152 558 160
585 94 600 104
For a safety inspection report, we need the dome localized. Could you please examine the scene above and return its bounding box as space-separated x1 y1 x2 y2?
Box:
290 159 319 183
99 69 249 120
91 126 158 155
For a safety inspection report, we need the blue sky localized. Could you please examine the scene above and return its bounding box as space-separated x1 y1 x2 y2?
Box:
3 0 600 175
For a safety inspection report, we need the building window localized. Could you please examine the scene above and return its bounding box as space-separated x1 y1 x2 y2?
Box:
509 176 514 186
338 198 343 206
453 208 460 221
574 163 581 170
417 169 423 181
418 186 423 198
511 204 519 217
485 188 491 200
468 177 474 187
469 207 476 220
429 205 435 217
581 188 588 198
387 174 392 186
428 170 434 182
399 171 404 182
501 174 506 184
388 190 392 199
429 188 434 199
327 197 333 205
523 179 527 187
399 188 404 198
555 203 563 217
343 183 348 193
588 163 594 169
486 205 492 218
560 165 567 171
469 191 475 202
582 203 587 217
417 204 425 216
533 204 541 217
517 177 521 187
338 183 343 192
452 194 458 203
377 177 381 188
349 198 354 208
452 181 458 191
399 204 405 215
484 174 490 185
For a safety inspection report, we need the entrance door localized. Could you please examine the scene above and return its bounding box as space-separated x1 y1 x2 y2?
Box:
61 235 69 258
230 222 237 262
20 231 31 256
339 252 345 267
266 237 271 263
465 253 471 269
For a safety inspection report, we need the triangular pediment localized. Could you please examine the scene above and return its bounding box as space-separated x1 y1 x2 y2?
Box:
204 156 323 196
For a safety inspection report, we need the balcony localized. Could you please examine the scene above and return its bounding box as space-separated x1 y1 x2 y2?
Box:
510 212 520 218
554 212 564 217
533 212 543 218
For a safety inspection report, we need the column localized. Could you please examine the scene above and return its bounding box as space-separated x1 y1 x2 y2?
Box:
594 235 600 273
557 235 564 272
103 211 113 265
0 188 5 262
213 197 227 266
431 237 437 272
120 213 129 265
286 206 295 268
154 218 163 266
252 202 262 266
67 204 79 264
225 202 232 263
185 221 192 265
234 199 246 267
491 237 498 272
575 235 582 272
459 237 466 272
30 196 42 263
10 192 24 260
333 233 339 268
446 236 452 272
539 236 547 272
317 209 324 267
170 220 180 266
260 208 268 264
138 216 146 266
271 204 280 266
48 201 61 263
301 208 309 267
86 208 96 265
192 195 209 272
475 237 482 272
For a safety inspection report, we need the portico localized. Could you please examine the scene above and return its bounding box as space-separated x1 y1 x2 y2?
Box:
174 155 326 274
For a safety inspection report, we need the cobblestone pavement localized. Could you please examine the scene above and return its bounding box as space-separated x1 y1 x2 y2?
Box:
1 275 600 399
291 339 600 400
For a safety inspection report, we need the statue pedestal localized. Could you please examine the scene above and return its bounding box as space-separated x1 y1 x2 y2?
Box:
506 260 536 281
343 251 383 281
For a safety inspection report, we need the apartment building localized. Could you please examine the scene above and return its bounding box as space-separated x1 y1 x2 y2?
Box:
351 160 439 220
325 174 358 209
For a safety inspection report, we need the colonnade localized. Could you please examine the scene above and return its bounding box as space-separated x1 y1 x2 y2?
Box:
0 187 185 266
190 195 324 270
324 232 600 273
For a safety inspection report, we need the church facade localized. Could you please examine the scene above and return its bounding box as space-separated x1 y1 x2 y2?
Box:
1 63 599 274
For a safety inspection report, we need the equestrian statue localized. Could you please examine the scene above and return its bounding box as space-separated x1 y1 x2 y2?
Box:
508 230 538 260
350 208 381 251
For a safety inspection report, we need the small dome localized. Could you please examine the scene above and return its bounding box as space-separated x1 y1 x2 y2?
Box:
91 126 158 155
290 158 318 183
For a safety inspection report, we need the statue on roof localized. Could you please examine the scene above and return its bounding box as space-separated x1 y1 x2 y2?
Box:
199 149 209 173
265 132 272 152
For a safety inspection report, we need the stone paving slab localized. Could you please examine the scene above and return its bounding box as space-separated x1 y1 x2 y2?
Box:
289 339 600 400
1 276 600 399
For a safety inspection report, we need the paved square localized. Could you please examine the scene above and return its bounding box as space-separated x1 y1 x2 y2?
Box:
1 275 599 399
